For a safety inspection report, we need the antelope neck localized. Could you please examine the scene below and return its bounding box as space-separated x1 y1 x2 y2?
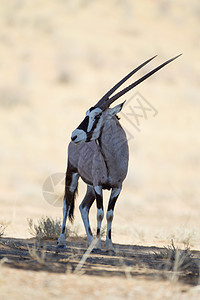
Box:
96 126 109 178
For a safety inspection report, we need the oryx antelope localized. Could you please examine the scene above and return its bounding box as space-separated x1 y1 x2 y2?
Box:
57 54 181 251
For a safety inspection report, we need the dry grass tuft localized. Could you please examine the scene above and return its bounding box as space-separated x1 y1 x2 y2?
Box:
154 240 199 282
28 217 61 240
27 216 79 240
0 223 7 238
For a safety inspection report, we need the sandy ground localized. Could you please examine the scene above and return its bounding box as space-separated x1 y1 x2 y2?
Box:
0 0 200 298
1 237 200 300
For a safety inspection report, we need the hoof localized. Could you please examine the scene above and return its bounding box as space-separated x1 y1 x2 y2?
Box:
56 244 66 249
92 248 102 254
105 249 116 255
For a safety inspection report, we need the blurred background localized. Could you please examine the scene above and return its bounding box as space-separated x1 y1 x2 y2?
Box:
0 0 199 247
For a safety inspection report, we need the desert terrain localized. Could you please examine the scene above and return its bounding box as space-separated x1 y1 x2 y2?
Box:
0 0 200 299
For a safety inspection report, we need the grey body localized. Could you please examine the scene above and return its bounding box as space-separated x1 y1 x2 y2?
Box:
69 117 128 189
57 54 181 250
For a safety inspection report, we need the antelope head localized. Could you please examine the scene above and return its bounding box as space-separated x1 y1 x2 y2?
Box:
71 54 182 144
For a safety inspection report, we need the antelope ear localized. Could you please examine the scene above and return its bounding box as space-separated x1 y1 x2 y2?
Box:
108 101 126 116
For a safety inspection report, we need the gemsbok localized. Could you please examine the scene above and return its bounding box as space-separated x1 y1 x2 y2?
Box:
57 54 181 251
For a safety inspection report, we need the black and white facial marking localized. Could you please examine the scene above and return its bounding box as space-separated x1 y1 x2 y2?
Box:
71 102 125 144
71 107 103 144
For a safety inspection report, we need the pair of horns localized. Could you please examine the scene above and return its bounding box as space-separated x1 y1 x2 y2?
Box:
94 54 182 110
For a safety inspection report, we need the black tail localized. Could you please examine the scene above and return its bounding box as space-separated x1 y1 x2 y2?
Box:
64 163 79 223
68 182 78 222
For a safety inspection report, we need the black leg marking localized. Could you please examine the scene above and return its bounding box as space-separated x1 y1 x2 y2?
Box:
97 228 100 237
95 192 103 210
62 226 65 234
107 196 118 211
88 227 92 236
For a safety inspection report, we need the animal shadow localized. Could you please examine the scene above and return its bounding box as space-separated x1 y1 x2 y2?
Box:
0 237 200 286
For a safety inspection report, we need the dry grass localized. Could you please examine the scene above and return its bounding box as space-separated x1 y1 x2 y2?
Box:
74 238 98 274
27 217 62 240
154 240 200 283
1 236 200 300
27 243 46 266
0 222 7 238
27 216 80 240
169 227 200 247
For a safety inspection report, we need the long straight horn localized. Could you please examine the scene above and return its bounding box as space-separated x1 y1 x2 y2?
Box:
98 54 182 110
94 55 157 109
